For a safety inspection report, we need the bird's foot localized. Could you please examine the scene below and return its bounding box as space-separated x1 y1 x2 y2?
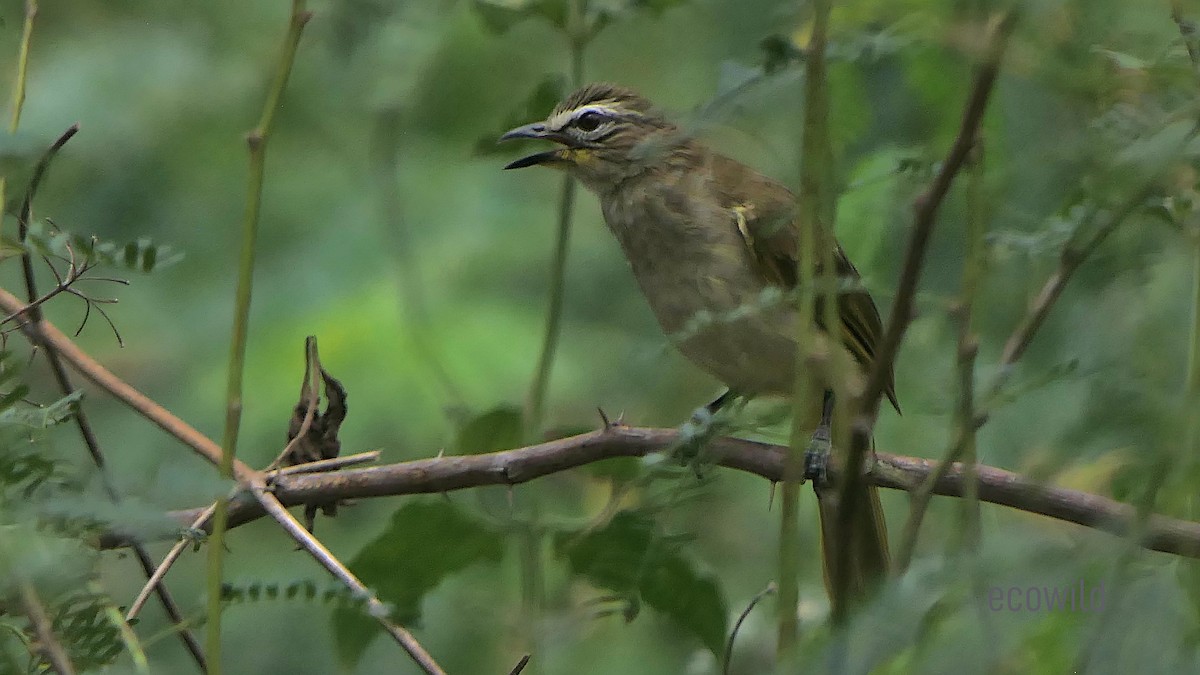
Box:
675 406 721 477
804 425 831 486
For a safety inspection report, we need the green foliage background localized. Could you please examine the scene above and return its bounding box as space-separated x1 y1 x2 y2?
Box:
3 0 1200 672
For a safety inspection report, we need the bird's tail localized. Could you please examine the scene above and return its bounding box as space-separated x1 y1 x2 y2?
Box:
815 449 889 609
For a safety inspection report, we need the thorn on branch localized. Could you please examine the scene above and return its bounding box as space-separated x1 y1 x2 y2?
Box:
507 654 532 675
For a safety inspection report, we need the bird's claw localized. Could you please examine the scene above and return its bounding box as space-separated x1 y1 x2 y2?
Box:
804 427 831 486
675 406 719 477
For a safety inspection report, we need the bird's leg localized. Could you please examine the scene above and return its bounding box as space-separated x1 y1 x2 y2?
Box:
804 389 835 484
675 390 738 476
706 388 735 414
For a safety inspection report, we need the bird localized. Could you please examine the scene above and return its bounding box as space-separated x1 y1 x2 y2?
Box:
499 82 895 603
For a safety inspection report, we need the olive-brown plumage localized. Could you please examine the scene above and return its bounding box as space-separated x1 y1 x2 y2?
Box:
501 83 893 600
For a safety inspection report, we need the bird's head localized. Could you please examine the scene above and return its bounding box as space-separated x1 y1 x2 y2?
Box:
499 83 682 192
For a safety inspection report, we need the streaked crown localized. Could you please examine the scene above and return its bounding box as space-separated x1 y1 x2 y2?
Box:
500 83 686 192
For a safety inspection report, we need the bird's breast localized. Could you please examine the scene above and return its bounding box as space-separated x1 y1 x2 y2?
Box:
600 179 798 393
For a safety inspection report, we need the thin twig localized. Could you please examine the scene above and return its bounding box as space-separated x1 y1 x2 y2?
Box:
0 0 37 242
8 1 36 132
992 175 1182 376
515 16 588 673
956 134 987 555
18 124 80 319
18 582 77 675
858 8 1017 417
0 259 91 326
0 286 254 478
524 4 586 438
724 582 776 675
250 484 447 675
781 0 830 646
126 450 380 622
836 7 1019 612
276 450 380 475
11 127 207 668
126 504 217 622
894 140 989 572
208 3 311 668
508 654 532 675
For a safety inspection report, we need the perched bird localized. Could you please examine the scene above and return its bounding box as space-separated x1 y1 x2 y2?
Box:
500 83 894 601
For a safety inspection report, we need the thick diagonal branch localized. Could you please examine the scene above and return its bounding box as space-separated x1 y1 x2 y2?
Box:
94 427 1200 560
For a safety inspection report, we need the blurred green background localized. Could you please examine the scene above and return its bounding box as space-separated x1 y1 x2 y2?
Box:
5 0 1200 672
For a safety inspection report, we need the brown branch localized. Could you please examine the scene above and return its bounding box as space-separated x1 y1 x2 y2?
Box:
858 10 1017 417
249 483 447 675
126 504 216 622
0 286 257 481
125 450 379 622
0 294 447 672
95 426 1200 560
836 9 1018 604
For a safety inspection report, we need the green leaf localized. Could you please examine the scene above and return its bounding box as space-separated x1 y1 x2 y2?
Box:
555 511 727 656
24 220 183 273
0 384 29 414
474 76 567 157
1092 47 1150 71
760 34 805 74
1114 118 1196 173
455 405 525 454
331 500 505 669
0 390 84 429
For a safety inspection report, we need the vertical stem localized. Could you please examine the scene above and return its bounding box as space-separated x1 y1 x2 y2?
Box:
524 24 584 437
955 140 985 552
1184 196 1200 536
19 582 77 675
780 0 834 656
524 175 577 434
952 0 994 533
518 5 586 671
0 0 38 242
205 4 310 671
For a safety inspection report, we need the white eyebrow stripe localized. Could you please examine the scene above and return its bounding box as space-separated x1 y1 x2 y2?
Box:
549 103 639 130
569 104 617 119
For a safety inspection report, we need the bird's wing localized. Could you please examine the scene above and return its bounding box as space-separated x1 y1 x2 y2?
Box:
710 154 900 412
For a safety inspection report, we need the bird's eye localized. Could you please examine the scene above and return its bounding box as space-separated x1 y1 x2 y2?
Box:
573 111 605 132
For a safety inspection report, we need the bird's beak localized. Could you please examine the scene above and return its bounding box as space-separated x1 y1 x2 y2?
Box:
499 122 570 170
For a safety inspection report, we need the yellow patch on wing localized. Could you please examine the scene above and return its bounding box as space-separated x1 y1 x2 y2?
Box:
732 204 754 249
